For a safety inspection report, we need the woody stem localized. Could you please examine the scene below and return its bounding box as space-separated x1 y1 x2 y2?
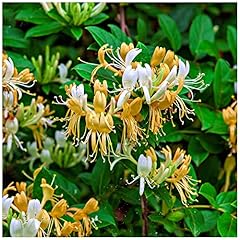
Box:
141 194 148 236
119 5 130 36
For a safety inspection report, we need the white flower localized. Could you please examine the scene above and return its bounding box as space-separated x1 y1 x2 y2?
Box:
9 199 42 237
137 63 153 104
10 218 41 237
116 65 138 109
2 195 14 220
127 154 155 196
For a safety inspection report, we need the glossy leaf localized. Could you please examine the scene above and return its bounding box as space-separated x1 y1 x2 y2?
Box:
199 182 217 206
158 14 182 51
217 212 237 237
227 26 237 62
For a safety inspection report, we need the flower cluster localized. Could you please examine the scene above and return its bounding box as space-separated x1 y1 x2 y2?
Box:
2 53 55 152
2 167 100 237
41 2 106 26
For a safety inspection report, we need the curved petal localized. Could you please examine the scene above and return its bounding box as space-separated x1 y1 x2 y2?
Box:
122 66 138 89
27 199 41 219
150 81 168 102
116 90 131 109
23 219 41 237
139 177 145 196
10 219 23 237
142 86 151 104
2 195 14 219
125 48 142 66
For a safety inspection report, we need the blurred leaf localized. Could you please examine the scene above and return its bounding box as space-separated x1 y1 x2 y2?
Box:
189 14 214 57
227 26 237 62
217 212 237 237
70 27 83 40
15 6 51 24
25 21 64 38
216 191 237 213
108 24 132 44
184 208 204 236
166 211 185 222
86 26 121 48
188 137 209 166
197 134 225 154
3 26 29 48
200 210 219 233
116 187 140 205
213 58 234 108
197 40 219 58
84 13 109 25
158 14 182 51
91 159 111 195
137 18 147 42
199 182 217 206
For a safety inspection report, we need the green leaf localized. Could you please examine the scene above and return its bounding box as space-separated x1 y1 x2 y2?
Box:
3 26 29 49
158 14 182 51
227 26 237 62
7 51 34 71
200 210 219 233
73 63 119 87
108 24 132 44
70 27 83 40
189 14 214 57
188 137 209 166
86 26 121 48
213 58 234 108
84 13 109 25
197 40 219 58
32 167 82 205
117 187 140 205
199 182 217 206
42 85 51 95
25 21 64 38
184 208 204 236
15 6 51 24
135 41 152 64
91 201 116 228
167 211 185 222
137 18 147 42
216 191 237 213
217 212 237 237
91 159 111 195
193 103 228 135
197 134 225 154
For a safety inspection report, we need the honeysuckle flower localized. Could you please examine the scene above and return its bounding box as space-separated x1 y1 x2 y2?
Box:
82 80 116 161
89 43 141 83
10 218 41 237
17 96 55 149
3 90 18 118
137 63 153 104
3 114 26 152
222 100 237 153
117 97 144 145
2 53 36 100
54 83 88 146
42 2 106 26
2 195 14 220
10 199 42 237
68 198 99 236
160 146 200 207
127 154 155 196
116 65 139 109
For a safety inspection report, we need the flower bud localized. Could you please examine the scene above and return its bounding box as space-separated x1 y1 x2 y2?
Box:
93 91 107 113
150 46 166 67
137 154 152 177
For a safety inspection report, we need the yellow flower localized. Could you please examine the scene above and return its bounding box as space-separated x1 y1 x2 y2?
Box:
3 181 17 196
222 100 237 153
117 97 144 145
82 80 115 161
50 199 68 218
54 83 87 146
60 221 75 237
161 146 200 207
15 182 27 193
13 191 28 212
68 198 99 236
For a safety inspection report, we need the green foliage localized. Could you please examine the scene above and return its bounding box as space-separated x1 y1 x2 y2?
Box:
3 2 237 238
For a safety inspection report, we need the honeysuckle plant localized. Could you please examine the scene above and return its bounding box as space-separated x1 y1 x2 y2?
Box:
2 2 237 238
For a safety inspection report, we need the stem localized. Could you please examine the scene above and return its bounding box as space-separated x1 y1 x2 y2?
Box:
141 194 148 236
172 204 237 219
119 6 130 36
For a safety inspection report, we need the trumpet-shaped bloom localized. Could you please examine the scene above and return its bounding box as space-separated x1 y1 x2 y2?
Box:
127 154 154 196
